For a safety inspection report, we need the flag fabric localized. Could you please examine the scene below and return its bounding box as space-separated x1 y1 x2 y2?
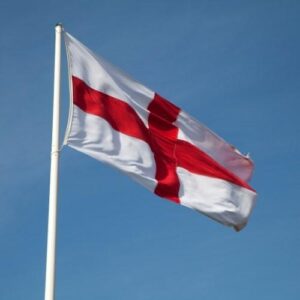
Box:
64 32 257 231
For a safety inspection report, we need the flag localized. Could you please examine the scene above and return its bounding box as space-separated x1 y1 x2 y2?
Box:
63 32 257 231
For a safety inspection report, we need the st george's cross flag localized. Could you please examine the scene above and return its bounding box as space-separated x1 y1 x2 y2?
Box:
63 32 257 231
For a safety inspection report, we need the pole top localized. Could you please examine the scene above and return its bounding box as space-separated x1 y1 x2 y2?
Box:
55 23 63 32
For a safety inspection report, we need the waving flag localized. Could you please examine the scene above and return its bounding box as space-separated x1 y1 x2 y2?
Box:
64 32 257 231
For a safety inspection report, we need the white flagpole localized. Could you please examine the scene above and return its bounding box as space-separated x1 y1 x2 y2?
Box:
44 23 63 300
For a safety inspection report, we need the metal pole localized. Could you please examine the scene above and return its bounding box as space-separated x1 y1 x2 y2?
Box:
44 23 63 300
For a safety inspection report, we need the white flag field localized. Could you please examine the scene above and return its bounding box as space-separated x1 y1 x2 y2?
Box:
63 32 257 231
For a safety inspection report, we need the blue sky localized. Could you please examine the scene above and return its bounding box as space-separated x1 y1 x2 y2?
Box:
0 0 299 299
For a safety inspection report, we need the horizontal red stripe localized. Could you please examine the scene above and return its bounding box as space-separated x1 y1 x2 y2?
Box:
176 140 255 191
72 76 150 142
71 76 255 199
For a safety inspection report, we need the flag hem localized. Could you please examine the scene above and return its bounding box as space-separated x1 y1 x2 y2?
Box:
62 32 75 146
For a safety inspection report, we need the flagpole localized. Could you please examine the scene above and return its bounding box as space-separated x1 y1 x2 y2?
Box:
44 23 63 300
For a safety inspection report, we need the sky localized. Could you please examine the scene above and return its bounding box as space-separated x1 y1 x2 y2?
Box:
0 0 299 299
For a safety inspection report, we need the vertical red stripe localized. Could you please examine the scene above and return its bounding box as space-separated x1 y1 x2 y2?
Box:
148 94 181 203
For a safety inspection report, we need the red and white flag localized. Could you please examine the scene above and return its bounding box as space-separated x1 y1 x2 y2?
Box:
64 32 257 231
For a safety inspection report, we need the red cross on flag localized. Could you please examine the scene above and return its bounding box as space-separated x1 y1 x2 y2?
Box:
64 32 257 231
